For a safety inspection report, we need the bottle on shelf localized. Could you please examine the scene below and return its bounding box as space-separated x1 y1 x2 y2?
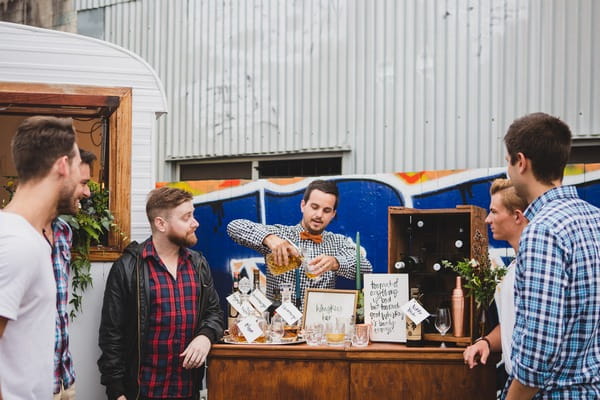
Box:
454 226 467 250
451 276 465 337
394 254 423 273
227 271 240 330
405 287 424 347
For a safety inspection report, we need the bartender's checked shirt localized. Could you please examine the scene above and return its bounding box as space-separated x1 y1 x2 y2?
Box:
227 220 372 308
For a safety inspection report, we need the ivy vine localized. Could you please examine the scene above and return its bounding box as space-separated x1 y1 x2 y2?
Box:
61 180 116 319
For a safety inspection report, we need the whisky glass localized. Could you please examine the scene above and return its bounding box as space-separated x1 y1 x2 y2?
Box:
325 317 346 347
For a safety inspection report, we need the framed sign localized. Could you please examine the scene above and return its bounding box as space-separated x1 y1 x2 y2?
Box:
302 289 358 328
363 273 409 342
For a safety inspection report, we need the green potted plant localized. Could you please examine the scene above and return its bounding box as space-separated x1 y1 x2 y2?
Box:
61 180 118 319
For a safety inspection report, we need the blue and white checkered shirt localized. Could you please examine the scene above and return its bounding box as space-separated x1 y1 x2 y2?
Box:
227 220 372 308
52 218 76 393
507 186 600 399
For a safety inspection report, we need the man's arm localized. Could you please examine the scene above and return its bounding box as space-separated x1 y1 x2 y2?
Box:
227 219 274 254
511 224 565 393
327 234 373 280
505 379 539 400
0 316 7 338
97 258 131 400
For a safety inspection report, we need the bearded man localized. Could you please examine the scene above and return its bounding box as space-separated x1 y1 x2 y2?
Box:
98 187 224 400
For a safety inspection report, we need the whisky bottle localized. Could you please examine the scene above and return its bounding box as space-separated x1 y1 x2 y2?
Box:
394 254 423 273
227 272 240 330
405 287 424 347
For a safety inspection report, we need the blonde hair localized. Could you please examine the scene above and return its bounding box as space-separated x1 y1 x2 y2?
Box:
489 178 528 213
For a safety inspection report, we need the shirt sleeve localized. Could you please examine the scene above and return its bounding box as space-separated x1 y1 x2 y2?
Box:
510 223 566 388
227 219 288 255
0 233 38 320
330 234 373 280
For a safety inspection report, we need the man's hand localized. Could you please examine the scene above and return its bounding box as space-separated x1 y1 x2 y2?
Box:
463 339 490 368
263 234 301 266
307 255 339 276
180 335 211 369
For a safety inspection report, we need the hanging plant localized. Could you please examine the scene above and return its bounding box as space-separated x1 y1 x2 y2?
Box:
61 180 116 319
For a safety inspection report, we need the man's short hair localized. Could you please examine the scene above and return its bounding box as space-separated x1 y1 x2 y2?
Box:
11 116 77 183
490 178 528 213
303 180 339 210
504 112 572 185
146 186 193 225
79 148 97 174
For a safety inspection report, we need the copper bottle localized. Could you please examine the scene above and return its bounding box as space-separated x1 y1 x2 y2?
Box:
451 276 465 337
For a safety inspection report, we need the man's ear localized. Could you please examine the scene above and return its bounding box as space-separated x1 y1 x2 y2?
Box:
154 216 168 233
300 199 306 213
55 155 69 177
516 152 528 175
513 209 527 224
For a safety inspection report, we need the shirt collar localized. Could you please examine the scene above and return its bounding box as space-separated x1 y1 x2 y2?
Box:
142 237 193 262
524 185 579 221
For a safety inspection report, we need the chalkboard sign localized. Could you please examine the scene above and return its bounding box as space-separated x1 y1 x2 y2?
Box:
302 289 358 328
363 273 409 342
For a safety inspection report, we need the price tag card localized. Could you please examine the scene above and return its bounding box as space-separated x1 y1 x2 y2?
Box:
226 292 244 314
275 302 302 325
249 289 272 312
226 292 255 317
401 299 429 325
237 316 263 343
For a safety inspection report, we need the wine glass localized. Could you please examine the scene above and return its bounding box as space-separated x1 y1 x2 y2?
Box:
434 307 451 347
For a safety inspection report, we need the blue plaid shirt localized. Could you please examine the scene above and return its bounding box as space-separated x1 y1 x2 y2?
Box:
52 218 76 393
507 186 600 399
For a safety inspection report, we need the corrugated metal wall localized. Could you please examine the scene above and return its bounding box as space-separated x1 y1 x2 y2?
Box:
78 0 600 181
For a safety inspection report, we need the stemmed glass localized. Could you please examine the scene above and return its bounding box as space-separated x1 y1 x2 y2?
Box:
434 307 451 348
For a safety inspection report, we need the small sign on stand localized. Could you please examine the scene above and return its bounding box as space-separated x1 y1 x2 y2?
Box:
363 273 409 343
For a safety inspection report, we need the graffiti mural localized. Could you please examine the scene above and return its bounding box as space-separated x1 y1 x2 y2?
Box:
159 164 600 313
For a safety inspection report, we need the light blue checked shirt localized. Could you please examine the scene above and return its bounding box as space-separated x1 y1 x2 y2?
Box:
508 186 600 399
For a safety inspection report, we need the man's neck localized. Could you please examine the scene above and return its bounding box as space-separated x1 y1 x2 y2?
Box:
152 234 181 260
525 179 561 204
3 182 58 233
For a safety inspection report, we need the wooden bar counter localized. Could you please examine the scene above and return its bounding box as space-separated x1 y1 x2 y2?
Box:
207 342 498 399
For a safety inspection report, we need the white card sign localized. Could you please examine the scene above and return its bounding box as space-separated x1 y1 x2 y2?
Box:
276 302 302 325
237 316 263 343
301 289 358 328
401 298 429 325
249 289 272 312
363 273 409 343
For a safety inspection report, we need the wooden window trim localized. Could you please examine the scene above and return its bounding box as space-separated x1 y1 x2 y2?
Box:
0 82 131 261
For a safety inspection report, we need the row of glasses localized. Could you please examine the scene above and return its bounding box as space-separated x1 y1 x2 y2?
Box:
304 319 370 347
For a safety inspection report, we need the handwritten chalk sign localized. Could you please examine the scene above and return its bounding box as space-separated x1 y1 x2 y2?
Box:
364 273 409 343
302 289 358 328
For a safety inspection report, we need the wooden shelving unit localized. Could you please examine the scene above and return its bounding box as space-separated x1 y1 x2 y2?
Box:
387 205 488 345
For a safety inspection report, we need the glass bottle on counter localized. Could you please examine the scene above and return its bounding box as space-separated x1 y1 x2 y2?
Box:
405 287 424 347
280 285 300 343
230 293 268 343
227 271 240 330
268 286 282 319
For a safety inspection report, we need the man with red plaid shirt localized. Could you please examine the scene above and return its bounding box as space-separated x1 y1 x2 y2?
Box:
98 187 224 400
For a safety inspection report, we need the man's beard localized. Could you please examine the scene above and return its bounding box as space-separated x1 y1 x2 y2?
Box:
167 230 198 248
56 181 79 215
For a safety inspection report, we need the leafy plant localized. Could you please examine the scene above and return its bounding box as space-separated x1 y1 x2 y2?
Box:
1 175 18 208
61 180 117 319
441 257 507 310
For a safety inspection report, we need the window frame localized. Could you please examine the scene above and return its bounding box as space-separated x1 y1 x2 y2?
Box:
0 81 131 261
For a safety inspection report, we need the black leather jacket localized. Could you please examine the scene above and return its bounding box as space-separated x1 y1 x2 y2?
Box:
97 240 224 400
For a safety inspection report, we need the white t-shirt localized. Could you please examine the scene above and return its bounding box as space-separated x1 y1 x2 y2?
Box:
494 259 516 375
0 211 56 399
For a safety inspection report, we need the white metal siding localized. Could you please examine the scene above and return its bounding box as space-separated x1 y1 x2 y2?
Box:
83 0 600 180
